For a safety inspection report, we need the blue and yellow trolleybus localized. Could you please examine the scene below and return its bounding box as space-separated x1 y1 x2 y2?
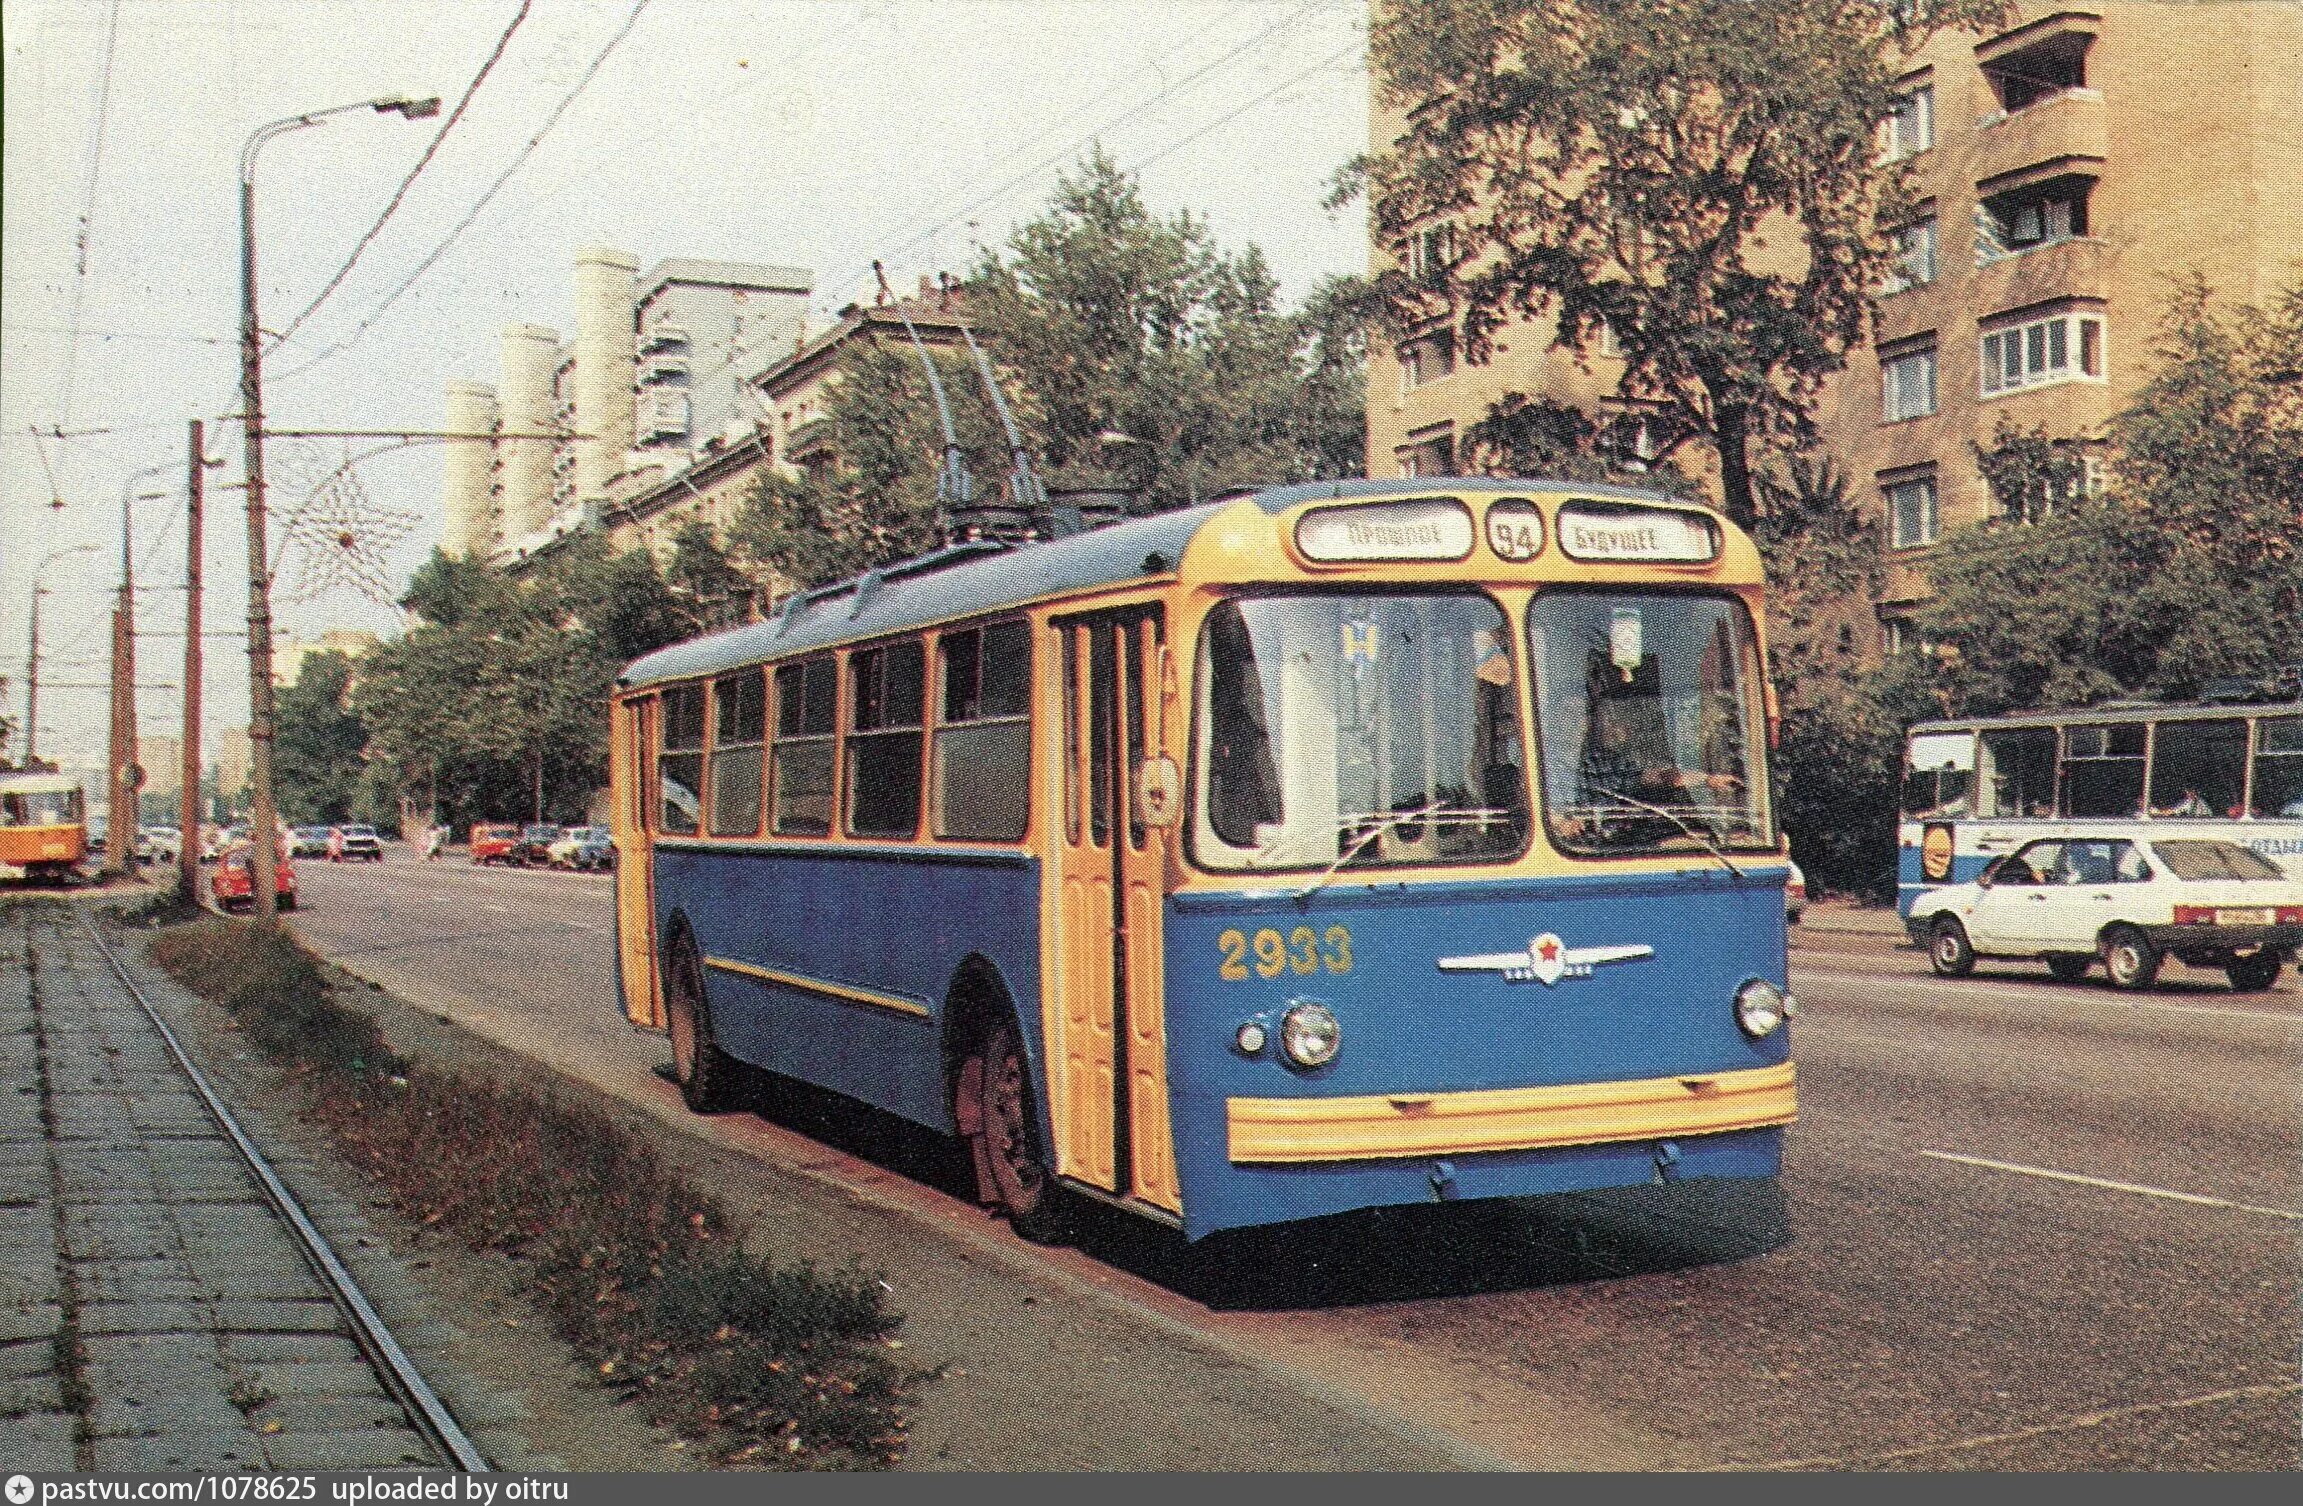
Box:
608 479 1798 1242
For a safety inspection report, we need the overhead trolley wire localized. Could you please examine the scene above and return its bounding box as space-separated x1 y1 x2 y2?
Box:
268 0 536 356
271 0 655 387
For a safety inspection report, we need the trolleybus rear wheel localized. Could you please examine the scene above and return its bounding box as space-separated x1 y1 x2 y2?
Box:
2223 953 2282 993
665 929 741 1113
1929 916 1975 977
2101 925 2161 991
971 1017 1069 1245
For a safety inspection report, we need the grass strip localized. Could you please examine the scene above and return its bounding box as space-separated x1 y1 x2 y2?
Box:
145 914 914 1469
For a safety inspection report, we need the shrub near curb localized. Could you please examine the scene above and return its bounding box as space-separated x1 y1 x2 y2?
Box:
146 918 915 1468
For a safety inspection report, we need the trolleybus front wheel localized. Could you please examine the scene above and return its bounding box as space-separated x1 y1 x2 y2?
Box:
962 1016 1070 1245
665 928 742 1113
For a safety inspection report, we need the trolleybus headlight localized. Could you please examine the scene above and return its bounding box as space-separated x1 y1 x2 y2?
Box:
1278 1001 1341 1068
1734 979 1788 1038
1234 1020 1269 1056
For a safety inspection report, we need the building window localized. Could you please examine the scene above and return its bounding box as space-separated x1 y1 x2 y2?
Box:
1976 178 2093 262
1982 31 2093 117
1882 216 1937 294
1980 305 2105 397
1402 221 1454 283
1395 426 1455 478
1595 319 1623 358
1882 620 1941 657
1882 83 1933 162
1399 326 1457 392
1599 411 1661 470
1881 341 1939 423
1991 440 2105 523
1887 473 1939 549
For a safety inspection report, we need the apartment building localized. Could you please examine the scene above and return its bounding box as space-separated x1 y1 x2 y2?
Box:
1367 1 2303 650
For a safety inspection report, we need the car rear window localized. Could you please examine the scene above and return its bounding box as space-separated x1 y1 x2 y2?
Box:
2150 840 2284 881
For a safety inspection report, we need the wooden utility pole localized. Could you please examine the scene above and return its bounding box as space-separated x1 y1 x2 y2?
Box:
177 419 206 903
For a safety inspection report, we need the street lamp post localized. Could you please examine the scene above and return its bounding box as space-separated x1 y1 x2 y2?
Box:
106 467 172 880
239 93 438 920
23 544 99 764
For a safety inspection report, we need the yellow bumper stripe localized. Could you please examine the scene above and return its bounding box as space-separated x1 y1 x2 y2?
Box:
703 956 932 1019
1227 1061 1796 1164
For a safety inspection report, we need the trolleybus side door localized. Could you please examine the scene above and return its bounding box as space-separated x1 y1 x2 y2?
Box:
1051 607 1181 1212
612 693 664 1029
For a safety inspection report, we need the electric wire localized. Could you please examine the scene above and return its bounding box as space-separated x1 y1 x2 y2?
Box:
1121 38 1363 178
270 0 654 387
45 0 126 475
268 0 535 356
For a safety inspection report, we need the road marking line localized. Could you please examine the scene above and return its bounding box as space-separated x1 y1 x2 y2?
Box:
483 902 509 913
1921 1150 2301 1221
1790 967 2301 1024
1716 1380 2303 1470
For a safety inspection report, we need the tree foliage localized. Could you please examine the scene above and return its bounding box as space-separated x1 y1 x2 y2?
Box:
1349 0 2009 525
273 652 370 825
738 152 1369 589
1916 278 2303 714
351 538 697 829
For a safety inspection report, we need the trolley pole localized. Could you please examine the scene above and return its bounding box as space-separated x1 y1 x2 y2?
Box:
178 419 207 904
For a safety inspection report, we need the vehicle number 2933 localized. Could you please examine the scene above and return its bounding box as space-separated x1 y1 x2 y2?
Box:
1217 925 1352 980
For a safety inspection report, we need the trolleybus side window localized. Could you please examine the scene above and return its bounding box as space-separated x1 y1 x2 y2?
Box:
934 620 1032 842
1902 731 1975 817
772 658 838 835
2148 717 2246 818
1978 727 2055 816
2061 721 2144 816
709 668 768 837
659 684 706 835
847 639 926 839
2251 716 2303 817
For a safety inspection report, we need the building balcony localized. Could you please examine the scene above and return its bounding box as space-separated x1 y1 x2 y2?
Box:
638 353 689 386
1971 89 2105 190
637 391 690 441
638 322 688 354
1971 234 2110 319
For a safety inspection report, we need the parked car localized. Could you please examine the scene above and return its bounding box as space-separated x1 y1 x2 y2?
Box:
1907 833 2303 992
210 844 296 912
87 815 107 854
469 823 521 865
138 826 181 864
546 825 613 871
1784 858 1808 924
328 823 384 862
510 823 564 867
288 825 332 858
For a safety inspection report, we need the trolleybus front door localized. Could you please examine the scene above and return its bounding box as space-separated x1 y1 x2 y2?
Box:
611 693 663 1029
1052 609 1181 1212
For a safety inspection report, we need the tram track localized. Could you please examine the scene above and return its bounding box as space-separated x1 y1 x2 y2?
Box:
49 907 491 1473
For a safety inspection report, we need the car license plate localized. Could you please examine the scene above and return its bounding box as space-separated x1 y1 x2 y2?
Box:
2217 907 2274 926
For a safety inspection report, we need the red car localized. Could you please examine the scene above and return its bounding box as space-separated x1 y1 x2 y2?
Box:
469 823 521 865
211 844 297 912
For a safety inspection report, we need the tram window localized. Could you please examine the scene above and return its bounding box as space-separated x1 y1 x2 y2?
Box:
2148 719 2245 818
708 668 767 837
935 622 1031 842
659 684 706 836
1978 728 2056 817
2253 716 2303 817
2060 722 2144 816
847 640 925 838
772 659 838 836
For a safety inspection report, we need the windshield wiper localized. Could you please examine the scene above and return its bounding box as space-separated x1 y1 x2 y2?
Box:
1586 785 1745 878
1293 799 1448 906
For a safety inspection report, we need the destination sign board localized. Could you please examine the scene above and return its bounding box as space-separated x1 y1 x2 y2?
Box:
1556 502 1719 563
1294 498 1474 563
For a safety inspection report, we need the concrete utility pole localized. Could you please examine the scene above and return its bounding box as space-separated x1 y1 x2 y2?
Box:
23 545 99 764
178 419 213 903
239 92 438 920
107 467 170 880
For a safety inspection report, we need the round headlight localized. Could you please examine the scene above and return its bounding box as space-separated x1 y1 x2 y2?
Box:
1735 978 1787 1038
1279 1001 1341 1068
1234 1020 1268 1056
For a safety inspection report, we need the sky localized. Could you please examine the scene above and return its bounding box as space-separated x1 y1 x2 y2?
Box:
1 0 1371 773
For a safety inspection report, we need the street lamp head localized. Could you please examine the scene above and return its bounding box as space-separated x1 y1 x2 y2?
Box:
371 95 442 119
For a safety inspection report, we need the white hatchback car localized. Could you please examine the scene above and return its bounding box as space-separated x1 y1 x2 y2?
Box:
1908 834 2302 992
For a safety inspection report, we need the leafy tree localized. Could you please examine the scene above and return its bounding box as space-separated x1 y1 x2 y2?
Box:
738 152 1369 589
1347 0 2009 526
1459 392 1701 494
1917 278 2303 713
274 652 369 825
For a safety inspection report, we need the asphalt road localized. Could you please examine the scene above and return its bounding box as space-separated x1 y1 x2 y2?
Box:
283 847 2302 1470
